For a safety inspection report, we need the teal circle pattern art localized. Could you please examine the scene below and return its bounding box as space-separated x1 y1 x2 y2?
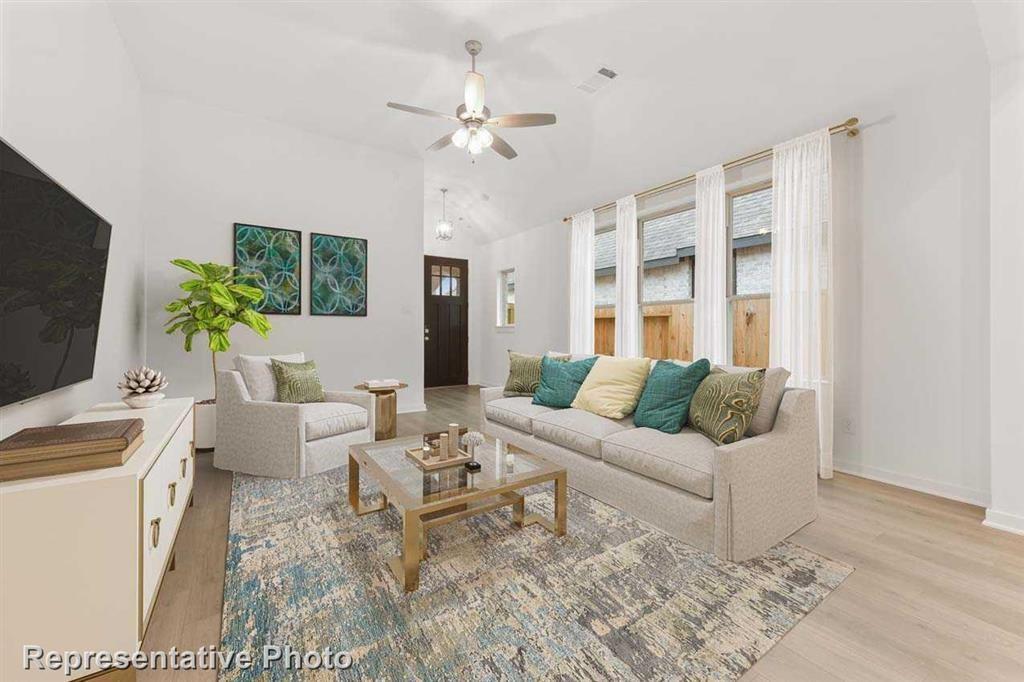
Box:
233 224 301 314
311 233 367 316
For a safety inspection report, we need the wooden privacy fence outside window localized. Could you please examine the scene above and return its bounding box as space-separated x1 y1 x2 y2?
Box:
594 295 770 367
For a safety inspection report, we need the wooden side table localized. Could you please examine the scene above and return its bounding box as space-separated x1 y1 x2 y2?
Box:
353 382 408 440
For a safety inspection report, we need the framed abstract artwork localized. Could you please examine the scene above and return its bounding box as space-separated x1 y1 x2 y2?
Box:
310 233 367 316
233 223 302 315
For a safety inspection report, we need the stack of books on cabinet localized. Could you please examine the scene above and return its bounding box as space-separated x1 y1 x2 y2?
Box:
0 418 144 481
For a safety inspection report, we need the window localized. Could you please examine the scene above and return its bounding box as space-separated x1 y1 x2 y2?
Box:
431 264 461 297
639 207 695 360
728 184 772 367
593 228 616 354
498 268 515 326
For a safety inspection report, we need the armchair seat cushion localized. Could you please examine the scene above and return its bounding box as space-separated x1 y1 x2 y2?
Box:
532 408 632 458
601 427 715 499
302 402 368 441
485 397 558 434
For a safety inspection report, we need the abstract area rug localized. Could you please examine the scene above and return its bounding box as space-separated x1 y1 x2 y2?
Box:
219 468 851 681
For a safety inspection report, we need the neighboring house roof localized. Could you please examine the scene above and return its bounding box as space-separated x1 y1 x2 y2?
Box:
594 186 771 274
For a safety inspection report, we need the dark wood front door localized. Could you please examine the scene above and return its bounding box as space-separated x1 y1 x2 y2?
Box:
424 256 469 387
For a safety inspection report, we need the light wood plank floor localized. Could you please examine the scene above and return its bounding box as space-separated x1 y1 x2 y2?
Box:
141 386 1024 681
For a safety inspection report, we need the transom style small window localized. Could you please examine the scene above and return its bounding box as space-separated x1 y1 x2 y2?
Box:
498 268 516 326
431 264 461 297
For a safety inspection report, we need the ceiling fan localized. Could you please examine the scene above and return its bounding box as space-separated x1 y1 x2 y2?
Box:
387 40 556 160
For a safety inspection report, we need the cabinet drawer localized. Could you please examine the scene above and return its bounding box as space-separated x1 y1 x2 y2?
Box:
140 411 193 630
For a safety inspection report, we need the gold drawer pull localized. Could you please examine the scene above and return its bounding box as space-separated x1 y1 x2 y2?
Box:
168 482 177 507
150 518 161 549
180 457 188 478
189 440 195 457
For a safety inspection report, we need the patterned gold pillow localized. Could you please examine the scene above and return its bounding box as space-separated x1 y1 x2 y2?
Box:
503 351 567 397
270 359 325 403
688 368 766 445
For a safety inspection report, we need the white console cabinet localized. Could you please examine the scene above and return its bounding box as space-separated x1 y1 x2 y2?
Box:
1 398 195 681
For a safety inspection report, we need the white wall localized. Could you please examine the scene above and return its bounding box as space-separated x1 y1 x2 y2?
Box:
471 220 570 386
143 95 426 413
986 55 1024 533
832 59 991 505
0 2 145 438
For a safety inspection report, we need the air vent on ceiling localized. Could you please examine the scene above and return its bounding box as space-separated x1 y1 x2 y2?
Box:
577 66 618 94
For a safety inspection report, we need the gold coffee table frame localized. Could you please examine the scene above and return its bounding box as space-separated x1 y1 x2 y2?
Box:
348 435 567 592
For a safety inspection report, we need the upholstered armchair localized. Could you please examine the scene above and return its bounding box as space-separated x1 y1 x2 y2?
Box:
213 354 375 478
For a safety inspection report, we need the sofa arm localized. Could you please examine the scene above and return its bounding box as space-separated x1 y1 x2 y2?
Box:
712 388 819 561
479 385 505 418
323 390 375 439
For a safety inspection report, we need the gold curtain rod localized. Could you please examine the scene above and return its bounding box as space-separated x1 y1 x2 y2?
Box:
561 117 859 223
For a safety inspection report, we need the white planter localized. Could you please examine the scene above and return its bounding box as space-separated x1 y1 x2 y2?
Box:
194 401 217 450
122 392 165 409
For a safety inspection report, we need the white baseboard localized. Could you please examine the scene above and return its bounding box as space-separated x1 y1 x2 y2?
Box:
397 403 427 414
833 459 990 507
983 509 1024 536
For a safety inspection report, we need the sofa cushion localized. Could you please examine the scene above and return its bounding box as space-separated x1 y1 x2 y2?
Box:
532 408 632 458
302 402 368 442
503 351 568 397
571 356 651 419
688 368 766 445
234 352 305 401
533 355 598 408
485 397 558 434
634 359 711 433
601 427 715 499
714 365 791 436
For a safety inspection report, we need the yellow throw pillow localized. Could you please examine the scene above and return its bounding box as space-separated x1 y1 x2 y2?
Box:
571 356 651 419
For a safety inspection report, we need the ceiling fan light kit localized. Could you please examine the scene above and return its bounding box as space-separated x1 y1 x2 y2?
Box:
386 39 557 161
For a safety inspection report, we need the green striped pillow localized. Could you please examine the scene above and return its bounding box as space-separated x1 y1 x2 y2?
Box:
270 359 325 404
503 351 567 397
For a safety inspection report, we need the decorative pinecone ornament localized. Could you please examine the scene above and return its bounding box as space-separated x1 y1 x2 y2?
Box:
118 366 169 395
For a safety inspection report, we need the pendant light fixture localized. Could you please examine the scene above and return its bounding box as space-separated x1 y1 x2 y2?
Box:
435 188 453 241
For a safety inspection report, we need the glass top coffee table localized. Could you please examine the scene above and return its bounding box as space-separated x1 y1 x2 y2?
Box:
348 434 567 592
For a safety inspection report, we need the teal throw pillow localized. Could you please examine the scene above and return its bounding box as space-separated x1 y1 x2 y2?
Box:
633 359 711 434
532 355 598 408
270 359 325 403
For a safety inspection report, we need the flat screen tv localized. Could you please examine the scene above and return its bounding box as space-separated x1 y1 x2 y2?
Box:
0 139 112 407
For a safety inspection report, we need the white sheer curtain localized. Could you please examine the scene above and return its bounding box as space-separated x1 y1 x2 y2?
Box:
569 210 595 354
693 165 728 364
770 129 834 478
614 195 639 357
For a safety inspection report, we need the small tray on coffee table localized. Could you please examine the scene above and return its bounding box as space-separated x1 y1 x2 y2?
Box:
404 447 472 471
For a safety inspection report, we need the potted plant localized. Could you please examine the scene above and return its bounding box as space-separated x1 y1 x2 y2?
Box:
164 259 271 449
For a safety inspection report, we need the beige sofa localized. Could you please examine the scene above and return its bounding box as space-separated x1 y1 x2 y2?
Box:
481 357 819 561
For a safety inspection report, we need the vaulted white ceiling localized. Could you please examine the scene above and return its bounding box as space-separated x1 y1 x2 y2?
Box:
110 1 987 242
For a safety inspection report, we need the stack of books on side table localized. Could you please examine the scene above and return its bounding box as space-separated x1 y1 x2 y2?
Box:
0 418 144 481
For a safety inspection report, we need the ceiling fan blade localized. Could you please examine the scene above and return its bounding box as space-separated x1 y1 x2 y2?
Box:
426 133 453 152
486 113 556 128
488 131 518 160
387 102 459 122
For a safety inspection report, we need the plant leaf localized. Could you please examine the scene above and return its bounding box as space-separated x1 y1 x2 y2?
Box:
164 300 186 313
208 330 230 352
171 259 205 277
239 308 271 338
208 282 237 311
180 279 205 292
184 331 195 352
228 284 264 302
201 263 230 280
